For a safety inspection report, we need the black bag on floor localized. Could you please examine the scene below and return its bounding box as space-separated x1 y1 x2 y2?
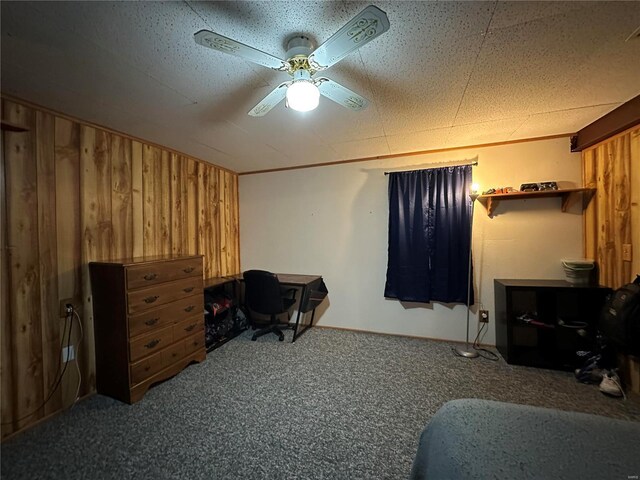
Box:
599 275 640 355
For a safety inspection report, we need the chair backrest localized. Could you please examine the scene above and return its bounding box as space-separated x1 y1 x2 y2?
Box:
243 270 285 315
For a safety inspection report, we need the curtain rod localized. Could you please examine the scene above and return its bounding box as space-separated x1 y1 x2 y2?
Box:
384 160 478 175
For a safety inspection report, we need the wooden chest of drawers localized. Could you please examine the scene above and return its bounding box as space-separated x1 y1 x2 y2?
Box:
89 255 205 403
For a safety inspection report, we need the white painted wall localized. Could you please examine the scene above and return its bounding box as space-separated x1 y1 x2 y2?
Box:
239 137 584 345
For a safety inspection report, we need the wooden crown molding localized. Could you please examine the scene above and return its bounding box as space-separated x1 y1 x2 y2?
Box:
239 133 574 175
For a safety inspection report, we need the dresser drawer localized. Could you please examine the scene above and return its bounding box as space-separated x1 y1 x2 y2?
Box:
128 294 204 338
184 331 205 355
173 316 204 342
161 341 186 368
126 257 202 290
130 350 164 385
130 325 174 362
127 277 203 314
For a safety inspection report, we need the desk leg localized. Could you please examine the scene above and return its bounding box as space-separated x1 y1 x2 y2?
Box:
291 308 316 343
291 285 307 342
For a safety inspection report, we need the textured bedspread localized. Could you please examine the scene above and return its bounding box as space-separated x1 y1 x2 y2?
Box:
410 398 640 480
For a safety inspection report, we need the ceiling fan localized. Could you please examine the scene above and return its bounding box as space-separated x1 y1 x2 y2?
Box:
193 4 390 117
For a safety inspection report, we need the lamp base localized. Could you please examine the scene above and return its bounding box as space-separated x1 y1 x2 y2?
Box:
454 346 479 358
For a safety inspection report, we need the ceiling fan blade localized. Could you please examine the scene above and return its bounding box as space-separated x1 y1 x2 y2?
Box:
194 30 289 71
248 82 290 117
316 78 369 111
308 5 390 70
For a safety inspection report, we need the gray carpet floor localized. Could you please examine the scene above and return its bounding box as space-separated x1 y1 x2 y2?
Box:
2 327 639 480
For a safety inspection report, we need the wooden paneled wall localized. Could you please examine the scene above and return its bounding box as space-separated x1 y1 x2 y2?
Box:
1 98 240 438
583 126 640 287
583 125 640 394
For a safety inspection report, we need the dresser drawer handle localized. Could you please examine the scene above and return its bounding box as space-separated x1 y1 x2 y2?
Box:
144 318 159 326
145 339 160 349
185 324 196 332
143 273 158 281
144 295 159 304
183 287 194 293
183 267 195 273
185 305 195 312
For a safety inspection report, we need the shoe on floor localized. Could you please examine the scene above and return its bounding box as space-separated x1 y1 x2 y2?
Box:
599 370 624 397
575 367 605 384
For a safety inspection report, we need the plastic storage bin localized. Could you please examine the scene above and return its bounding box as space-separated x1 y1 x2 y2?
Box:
561 258 594 285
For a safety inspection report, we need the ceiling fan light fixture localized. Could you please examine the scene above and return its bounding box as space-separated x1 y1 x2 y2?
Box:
286 81 319 112
195 5 390 117
286 69 319 112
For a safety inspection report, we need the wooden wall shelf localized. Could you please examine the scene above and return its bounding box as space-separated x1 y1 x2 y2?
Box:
1 119 29 132
477 188 596 217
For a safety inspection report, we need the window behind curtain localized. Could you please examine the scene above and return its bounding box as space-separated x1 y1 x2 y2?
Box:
384 165 473 304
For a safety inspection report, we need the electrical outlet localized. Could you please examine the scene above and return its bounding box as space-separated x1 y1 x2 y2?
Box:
622 244 632 262
59 298 73 318
62 345 75 362
479 310 489 323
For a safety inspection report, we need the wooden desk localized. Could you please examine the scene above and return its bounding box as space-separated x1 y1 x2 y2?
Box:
204 273 328 342
204 276 238 289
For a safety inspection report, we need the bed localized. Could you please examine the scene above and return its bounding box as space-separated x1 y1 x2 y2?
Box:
410 398 640 480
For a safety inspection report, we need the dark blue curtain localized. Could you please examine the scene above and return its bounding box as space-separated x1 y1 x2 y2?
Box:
384 165 473 304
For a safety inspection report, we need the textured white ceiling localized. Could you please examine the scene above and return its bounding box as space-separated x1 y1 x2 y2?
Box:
1 1 639 172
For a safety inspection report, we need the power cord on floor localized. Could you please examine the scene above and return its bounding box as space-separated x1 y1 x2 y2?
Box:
2 305 83 425
70 309 83 407
472 322 499 361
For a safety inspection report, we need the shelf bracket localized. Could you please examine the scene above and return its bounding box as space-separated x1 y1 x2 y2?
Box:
561 192 573 212
477 196 496 217
561 188 596 212
486 197 496 217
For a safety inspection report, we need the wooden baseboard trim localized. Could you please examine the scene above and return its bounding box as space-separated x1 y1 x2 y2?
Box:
1 391 95 443
312 324 496 349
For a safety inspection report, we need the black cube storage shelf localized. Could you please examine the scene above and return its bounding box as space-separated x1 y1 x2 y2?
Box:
494 279 612 371
203 277 247 353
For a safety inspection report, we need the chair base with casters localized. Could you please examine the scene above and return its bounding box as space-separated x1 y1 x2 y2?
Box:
251 315 293 342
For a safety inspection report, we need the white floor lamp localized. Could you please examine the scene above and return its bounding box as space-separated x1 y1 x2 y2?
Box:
454 185 479 359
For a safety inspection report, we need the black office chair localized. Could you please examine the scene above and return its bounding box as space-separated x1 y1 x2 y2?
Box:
243 270 297 342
